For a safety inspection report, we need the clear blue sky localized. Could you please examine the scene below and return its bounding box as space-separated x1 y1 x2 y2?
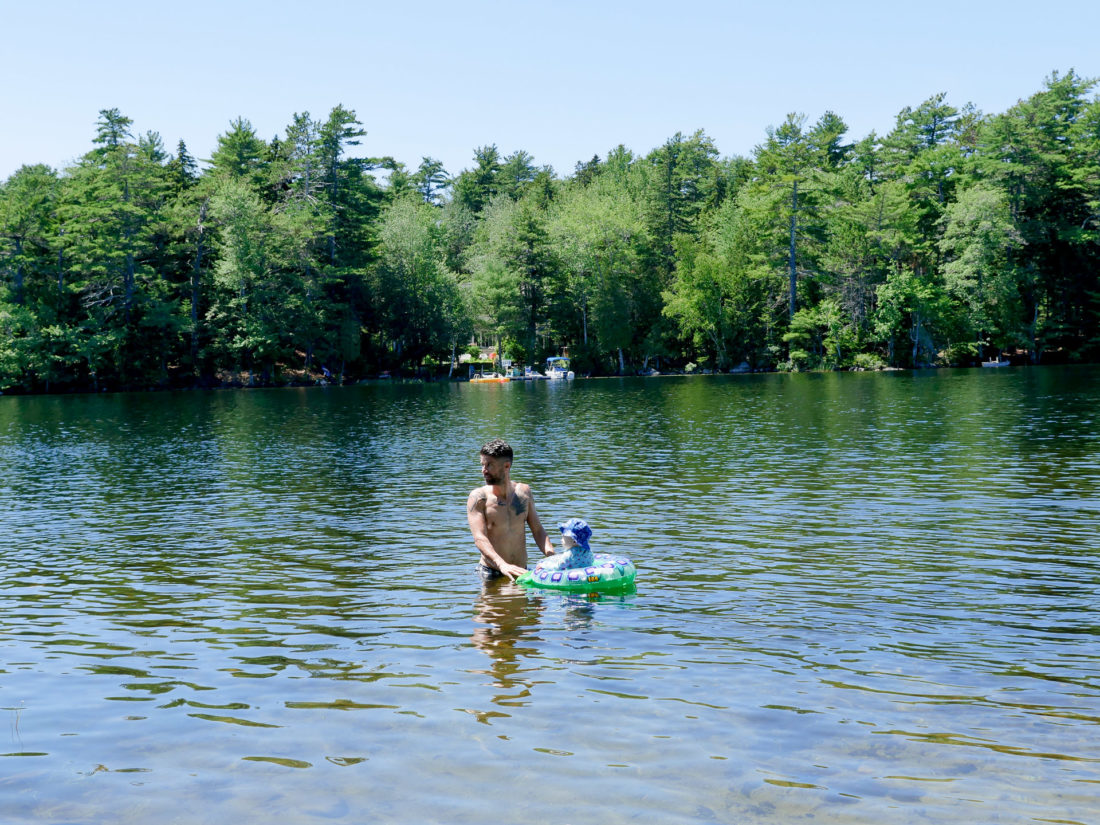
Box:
2 0 1098 182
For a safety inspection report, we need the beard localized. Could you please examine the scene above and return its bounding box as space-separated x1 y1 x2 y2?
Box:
482 470 501 485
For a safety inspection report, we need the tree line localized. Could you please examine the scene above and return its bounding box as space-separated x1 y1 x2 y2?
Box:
1 70 1098 392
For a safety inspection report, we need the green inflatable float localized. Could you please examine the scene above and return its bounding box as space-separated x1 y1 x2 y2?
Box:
518 552 637 594
516 518 636 594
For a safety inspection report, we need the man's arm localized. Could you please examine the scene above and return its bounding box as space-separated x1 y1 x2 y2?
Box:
467 488 527 581
522 486 556 557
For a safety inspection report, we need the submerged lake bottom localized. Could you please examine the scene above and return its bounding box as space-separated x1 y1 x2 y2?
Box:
1 368 1098 823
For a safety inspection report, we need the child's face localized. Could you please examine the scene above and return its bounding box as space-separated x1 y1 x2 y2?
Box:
561 534 577 550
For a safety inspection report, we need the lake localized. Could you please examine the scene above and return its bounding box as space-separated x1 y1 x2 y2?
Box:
1 368 1098 824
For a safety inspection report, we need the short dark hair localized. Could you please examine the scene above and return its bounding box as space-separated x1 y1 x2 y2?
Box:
480 438 513 461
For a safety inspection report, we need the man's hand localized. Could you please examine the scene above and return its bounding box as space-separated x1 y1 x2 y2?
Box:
499 561 528 581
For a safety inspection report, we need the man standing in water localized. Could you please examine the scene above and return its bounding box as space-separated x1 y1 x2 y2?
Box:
467 438 555 581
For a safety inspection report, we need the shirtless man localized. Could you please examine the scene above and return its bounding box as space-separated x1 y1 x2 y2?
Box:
467 438 555 581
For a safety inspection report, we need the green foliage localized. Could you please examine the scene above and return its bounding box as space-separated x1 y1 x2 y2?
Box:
645 130 721 274
664 237 735 368
372 196 468 368
782 300 855 369
451 145 502 214
468 192 559 358
874 268 960 367
210 117 269 189
413 157 449 205
502 337 527 365
750 111 850 323
852 351 886 371
939 183 1026 354
1 74 1099 392
550 169 648 363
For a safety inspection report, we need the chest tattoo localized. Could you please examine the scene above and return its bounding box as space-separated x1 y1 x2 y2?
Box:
511 492 527 517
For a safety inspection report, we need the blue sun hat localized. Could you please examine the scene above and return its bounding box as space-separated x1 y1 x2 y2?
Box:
559 518 592 550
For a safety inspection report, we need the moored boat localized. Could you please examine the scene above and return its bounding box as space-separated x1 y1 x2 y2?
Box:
506 366 547 380
544 356 575 380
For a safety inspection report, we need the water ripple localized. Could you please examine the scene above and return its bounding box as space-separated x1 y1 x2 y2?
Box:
0 370 1098 824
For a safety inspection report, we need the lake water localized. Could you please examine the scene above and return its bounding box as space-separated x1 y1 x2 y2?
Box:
1 368 1098 824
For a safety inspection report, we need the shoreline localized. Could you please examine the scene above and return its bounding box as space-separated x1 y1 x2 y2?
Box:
2 359 1083 398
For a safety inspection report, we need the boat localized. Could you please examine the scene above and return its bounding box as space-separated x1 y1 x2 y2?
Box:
470 372 510 383
982 358 1010 368
506 366 547 380
544 356 575 380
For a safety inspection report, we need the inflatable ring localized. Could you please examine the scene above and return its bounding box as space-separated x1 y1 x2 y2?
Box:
518 553 637 594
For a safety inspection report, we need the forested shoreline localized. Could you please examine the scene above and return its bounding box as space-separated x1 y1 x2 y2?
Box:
1 70 1098 393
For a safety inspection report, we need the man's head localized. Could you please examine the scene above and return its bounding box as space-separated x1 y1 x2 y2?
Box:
479 438 513 485
480 438 513 462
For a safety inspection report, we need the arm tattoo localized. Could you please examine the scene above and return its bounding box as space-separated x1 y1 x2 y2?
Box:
468 489 486 514
512 492 528 516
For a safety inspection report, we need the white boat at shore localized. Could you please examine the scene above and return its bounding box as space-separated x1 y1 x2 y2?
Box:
507 366 548 380
982 358 1010 368
545 356 575 380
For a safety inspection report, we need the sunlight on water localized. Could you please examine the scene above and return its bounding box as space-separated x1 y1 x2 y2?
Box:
0 368 1098 824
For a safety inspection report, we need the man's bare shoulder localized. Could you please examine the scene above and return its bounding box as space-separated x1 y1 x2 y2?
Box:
467 486 489 513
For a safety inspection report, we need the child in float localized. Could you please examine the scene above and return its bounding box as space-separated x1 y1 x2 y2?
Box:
539 517 595 571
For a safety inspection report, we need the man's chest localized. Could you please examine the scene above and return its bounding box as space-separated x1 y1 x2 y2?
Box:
485 496 527 527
